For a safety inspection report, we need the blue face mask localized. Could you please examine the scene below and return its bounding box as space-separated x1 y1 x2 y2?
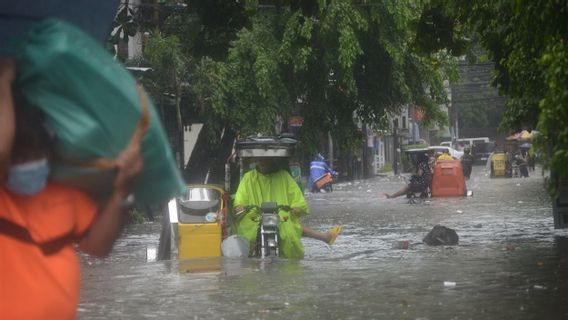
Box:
6 158 50 195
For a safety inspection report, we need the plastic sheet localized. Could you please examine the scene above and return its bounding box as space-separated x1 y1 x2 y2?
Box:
16 19 185 205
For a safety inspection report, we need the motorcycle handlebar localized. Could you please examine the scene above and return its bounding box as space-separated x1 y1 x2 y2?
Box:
234 204 291 216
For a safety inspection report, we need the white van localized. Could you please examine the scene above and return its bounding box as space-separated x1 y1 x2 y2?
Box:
440 137 490 150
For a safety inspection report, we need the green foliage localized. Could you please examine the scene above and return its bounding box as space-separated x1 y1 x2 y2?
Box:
431 0 568 194
378 163 393 173
539 39 568 191
162 0 249 60
209 1 455 154
128 207 148 224
140 0 457 161
143 32 190 95
212 13 292 136
143 32 190 133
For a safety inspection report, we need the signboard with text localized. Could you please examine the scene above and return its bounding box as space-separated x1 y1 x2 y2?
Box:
288 116 304 128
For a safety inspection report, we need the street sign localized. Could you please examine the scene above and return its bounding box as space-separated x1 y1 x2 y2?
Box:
288 116 304 128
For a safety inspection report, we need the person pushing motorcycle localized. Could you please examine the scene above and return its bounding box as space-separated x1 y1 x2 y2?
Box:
308 153 337 193
233 157 341 259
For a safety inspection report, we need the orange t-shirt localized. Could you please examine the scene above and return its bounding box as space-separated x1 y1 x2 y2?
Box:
0 182 97 320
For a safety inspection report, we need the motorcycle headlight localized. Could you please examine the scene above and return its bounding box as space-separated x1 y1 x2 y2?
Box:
262 215 278 227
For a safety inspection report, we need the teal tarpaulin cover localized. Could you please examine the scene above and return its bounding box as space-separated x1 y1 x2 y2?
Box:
16 19 185 205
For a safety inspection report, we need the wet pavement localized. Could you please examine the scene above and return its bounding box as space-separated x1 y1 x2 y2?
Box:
79 166 568 319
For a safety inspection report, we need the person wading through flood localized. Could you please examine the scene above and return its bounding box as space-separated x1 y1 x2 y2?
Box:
461 147 474 179
437 149 454 161
233 157 342 258
308 153 337 193
0 58 144 319
386 152 432 199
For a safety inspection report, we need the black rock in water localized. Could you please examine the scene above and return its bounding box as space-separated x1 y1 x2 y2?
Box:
423 225 459 246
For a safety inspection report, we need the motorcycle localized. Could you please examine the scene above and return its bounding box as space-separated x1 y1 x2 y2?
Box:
235 202 292 258
309 154 337 193
154 135 300 265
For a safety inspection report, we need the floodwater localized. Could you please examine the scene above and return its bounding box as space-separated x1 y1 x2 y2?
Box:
78 166 568 319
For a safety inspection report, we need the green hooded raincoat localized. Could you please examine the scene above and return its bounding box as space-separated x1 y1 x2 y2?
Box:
233 169 308 259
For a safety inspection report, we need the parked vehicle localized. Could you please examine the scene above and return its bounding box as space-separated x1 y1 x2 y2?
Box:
472 141 495 165
441 137 491 150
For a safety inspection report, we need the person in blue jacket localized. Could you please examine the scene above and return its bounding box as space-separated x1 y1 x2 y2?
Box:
308 154 337 193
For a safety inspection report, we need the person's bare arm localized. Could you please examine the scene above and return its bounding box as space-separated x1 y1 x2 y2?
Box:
0 58 16 181
78 140 144 257
416 167 424 177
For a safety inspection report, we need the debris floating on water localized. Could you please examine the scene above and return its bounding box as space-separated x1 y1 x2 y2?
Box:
423 225 459 246
392 240 410 249
146 246 157 262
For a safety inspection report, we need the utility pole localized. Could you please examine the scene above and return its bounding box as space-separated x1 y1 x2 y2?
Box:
362 124 368 178
392 120 399 175
328 131 334 169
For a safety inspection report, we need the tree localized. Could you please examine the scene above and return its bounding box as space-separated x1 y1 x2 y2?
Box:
428 0 568 193
143 32 190 158
212 1 456 155
110 1 248 183
134 0 459 183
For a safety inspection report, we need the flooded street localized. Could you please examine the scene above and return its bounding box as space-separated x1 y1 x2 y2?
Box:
79 166 568 319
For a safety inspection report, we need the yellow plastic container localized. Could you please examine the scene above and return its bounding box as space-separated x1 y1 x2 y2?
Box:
178 223 222 259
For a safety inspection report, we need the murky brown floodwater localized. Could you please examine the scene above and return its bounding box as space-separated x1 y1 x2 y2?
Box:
79 166 568 319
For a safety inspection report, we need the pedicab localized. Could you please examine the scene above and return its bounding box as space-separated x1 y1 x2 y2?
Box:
155 184 232 272
404 148 469 200
430 160 468 197
229 134 300 258
156 135 299 267
489 152 508 178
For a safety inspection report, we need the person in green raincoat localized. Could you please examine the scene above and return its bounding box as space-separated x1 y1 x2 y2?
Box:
233 157 341 259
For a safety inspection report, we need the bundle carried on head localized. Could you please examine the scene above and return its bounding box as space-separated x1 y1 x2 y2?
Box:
15 19 185 205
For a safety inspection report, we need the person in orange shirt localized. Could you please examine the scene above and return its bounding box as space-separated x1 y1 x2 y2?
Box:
0 57 144 319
